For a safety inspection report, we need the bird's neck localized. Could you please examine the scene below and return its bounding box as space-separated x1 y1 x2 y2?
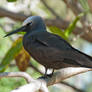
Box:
25 29 46 36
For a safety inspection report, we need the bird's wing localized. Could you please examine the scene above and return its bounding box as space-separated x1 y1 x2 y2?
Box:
35 32 92 68
36 32 72 50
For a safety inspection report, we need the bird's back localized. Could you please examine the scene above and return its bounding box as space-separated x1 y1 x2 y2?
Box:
23 31 92 69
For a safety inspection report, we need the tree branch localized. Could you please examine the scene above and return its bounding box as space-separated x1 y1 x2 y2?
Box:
0 7 92 43
8 63 87 92
61 81 85 92
0 72 33 83
0 67 91 92
88 0 92 12
40 0 60 19
0 7 28 21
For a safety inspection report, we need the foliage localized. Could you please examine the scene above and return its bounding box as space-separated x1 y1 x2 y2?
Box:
79 0 90 11
0 0 92 92
7 0 17 2
0 38 22 72
49 13 83 42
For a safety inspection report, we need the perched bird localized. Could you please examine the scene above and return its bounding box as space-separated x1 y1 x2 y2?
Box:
5 16 92 76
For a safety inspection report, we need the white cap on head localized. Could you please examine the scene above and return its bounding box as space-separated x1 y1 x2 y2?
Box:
23 16 42 26
23 16 32 26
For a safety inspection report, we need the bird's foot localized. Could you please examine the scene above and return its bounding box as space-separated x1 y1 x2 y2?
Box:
39 73 53 80
44 73 53 78
43 68 54 78
46 74 53 77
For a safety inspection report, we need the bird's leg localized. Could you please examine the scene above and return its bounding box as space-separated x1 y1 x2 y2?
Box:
44 68 48 77
48 69 54 77
46 69 54 78
51 69 54 76
44 68 54 77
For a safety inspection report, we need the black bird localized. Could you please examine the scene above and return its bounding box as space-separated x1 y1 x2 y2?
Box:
5 16 92 76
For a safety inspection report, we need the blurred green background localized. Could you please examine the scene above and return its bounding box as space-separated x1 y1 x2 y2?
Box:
0 0 92 92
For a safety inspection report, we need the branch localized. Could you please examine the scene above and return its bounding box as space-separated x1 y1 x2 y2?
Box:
88 0 92 12
8 63 87 92
1 67 90 92
29 62 43 75
0 7 92 42
63 0 87 28
0 72 33 83
40 0 60 19
12 79 49 92
0 7 28 21
63 0 82 15
45 19 92 43
8 64 85 92
61 81 85 92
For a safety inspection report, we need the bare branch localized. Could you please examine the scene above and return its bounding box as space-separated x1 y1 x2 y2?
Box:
63 0 82 15
11 79 49 92
0 7 92 43
46 67 92 86
8 64 87 92
63 0 86 27
11 67 92 92
0 7 28 21
0 72 33 83
61 81 85 92
45 19 92 43
40 0 60 19
8 64 86 92
88 0 92 12
29 62 43 75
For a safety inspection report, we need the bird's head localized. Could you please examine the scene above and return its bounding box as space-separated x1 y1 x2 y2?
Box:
4 16 46 37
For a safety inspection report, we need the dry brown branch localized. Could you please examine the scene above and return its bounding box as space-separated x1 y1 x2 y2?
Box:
88 0 92 12
0 7 92 42
63 0 82 15
0 7 28 21
40 0 60 19
29 62 43 75
63 0 87 33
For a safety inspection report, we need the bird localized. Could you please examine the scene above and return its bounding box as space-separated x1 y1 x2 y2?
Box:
5 16 92 76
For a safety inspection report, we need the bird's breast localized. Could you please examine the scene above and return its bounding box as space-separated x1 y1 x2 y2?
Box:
23 35 43 60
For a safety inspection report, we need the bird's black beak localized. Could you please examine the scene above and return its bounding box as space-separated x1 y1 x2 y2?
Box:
4 26 26 37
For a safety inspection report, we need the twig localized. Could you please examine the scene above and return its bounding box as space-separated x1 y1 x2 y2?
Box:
12 79 49 92
9 62 43 74
0 72 33 83
63 0 90 42
63 0 82 15
88 0 92 12
0 7 28 21
0 7 92 42
61 81 85 92
29 62 43 75
40 0 60 19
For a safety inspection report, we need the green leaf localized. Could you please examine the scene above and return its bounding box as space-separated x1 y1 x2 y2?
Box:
79 0 90 11
64 13 84 37
49 26 69 42
7 0 17 2
0 38 23 72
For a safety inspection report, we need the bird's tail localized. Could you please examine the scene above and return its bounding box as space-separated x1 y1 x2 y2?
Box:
74 48 92 68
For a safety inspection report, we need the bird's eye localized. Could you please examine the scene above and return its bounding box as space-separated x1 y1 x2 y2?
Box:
26 22 32 26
